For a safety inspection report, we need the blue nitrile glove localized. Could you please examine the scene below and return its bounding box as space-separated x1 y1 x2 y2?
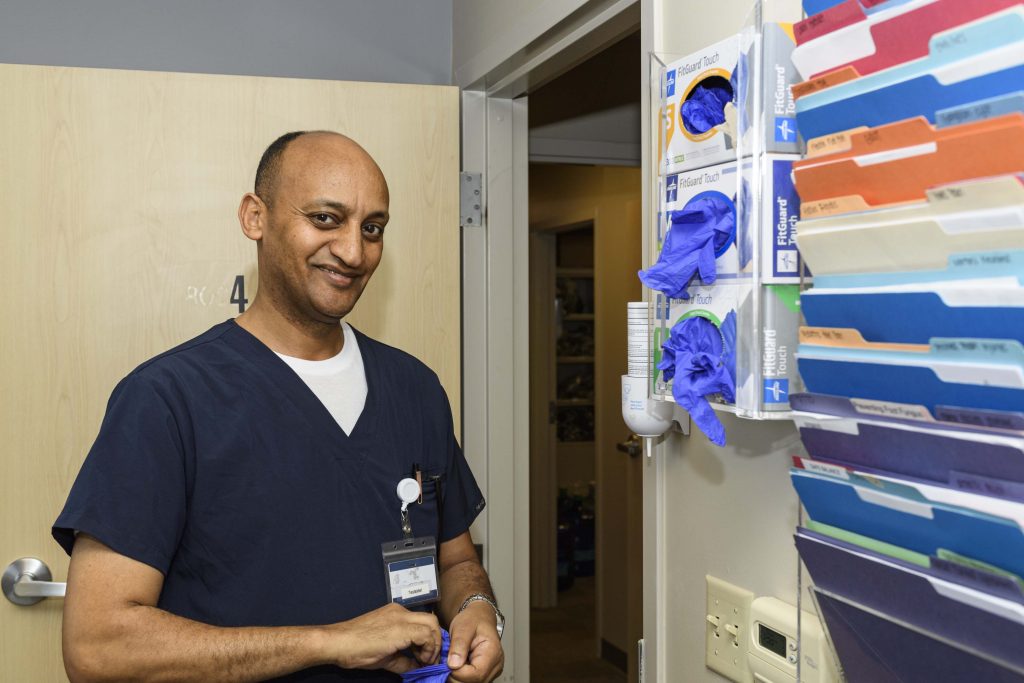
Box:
720 310 737 400
730 54 751 135
735 180 753 270
639 194 735 300
657 315 736 446
680 83 733 134
401 628 452 683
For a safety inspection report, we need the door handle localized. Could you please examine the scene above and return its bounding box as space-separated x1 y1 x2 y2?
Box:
616 434 643 458
3 558 66 606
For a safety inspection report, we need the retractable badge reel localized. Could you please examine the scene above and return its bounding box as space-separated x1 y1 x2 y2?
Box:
382 478 439 607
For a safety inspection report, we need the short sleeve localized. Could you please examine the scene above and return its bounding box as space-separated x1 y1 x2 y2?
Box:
438 389 486 543
53 371 190 574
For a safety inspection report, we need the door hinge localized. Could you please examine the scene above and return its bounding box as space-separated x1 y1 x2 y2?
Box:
638 638 645 683
460 172 482 227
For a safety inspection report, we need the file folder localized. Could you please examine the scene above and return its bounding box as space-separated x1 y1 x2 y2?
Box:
791 391 1024 435
795 175 1024 275
795 454 1024 522
797 337 1024 415
814 589 1024 682
797 528 1024 669
793 114 1024 218
801 279 1024 346
793 411 1024 497
791 467 1024 577
802 0 915 22
795 8 1024 141
793 0 1021 81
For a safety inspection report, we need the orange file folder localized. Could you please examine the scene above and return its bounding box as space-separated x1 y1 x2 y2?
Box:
794 113 1024 218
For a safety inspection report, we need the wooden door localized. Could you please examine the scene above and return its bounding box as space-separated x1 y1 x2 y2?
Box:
0 63 459 681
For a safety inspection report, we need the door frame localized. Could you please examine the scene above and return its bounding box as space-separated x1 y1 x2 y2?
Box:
459 2 641 681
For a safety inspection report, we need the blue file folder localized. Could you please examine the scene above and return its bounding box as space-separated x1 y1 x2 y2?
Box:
797 528 1024 669
801 287 1024 345
814 589 1024 683
796 9 1024 140
791 468 1024 577
794 411 1024 497
797 344 1024 415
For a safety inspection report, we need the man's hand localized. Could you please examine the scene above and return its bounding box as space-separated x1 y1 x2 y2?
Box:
447 601 504 683
325 603 442 674
63 535 443 683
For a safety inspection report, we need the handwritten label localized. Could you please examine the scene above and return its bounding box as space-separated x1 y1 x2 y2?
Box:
794 0 863 45
931 29 970 56
800 327 859 343
930 337 1024 362
949 470 1024 502
934 405 1024 431
931 557 1023 600
801 195 869 219
927 183 968 202
948 251 1017 270
805 131 854 158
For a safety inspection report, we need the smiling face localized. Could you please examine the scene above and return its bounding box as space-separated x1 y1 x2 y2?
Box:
249 133 390 326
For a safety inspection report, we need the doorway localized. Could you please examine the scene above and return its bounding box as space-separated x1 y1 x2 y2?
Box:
525 31 643 683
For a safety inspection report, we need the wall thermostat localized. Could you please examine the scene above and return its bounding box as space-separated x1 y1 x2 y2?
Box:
747 596 838 683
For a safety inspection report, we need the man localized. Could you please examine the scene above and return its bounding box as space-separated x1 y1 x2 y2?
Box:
53 131 504 682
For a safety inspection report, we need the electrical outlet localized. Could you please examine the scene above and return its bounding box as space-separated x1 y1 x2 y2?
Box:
706 575 754 683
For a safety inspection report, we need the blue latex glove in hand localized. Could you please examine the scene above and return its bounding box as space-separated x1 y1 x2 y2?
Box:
402 628 452 683
658 313 736 446
680 83 733 134
639 194 735 300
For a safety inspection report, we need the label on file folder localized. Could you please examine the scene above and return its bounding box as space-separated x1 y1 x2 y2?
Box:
930 338 1024 363
935 405 1024 431
950 470 1024 502
931 552 1024 601
937 92 1024 128
794 456 851 480
851 398 936 422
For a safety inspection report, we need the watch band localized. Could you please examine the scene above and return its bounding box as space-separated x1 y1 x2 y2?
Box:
459 593 505 639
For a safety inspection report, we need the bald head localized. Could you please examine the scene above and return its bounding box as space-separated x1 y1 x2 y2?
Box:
254 130 386 207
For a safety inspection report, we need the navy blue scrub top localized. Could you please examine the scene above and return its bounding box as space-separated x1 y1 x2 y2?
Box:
54 320 486 682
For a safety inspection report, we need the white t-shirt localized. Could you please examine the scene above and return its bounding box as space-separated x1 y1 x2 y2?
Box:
275 323 367 435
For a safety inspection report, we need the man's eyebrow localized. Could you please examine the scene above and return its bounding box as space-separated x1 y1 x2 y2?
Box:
304 199 351 213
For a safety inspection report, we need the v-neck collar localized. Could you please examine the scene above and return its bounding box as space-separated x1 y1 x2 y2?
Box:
222 319 380 445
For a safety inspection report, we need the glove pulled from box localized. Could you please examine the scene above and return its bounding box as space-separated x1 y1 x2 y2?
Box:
640 194 735 300
658 312 736 446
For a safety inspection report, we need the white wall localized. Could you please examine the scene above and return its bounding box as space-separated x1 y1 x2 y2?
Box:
642 0 805 680
0 0 453 85
452 0 589 87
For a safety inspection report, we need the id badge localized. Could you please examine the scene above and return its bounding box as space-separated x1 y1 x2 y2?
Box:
382 536 439 607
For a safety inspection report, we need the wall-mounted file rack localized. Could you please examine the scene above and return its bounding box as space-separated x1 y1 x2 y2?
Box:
643 0 809 426
788 0 1024 680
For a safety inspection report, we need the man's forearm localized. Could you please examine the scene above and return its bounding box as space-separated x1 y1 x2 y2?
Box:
65 605 329 683
438 558 496 626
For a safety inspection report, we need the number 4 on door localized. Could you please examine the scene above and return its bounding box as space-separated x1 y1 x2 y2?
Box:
231 275 248 313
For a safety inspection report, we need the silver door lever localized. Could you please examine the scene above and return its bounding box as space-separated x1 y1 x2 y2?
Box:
3 558 66 606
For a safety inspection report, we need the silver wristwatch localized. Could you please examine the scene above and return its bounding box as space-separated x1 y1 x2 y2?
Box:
459 593 505 639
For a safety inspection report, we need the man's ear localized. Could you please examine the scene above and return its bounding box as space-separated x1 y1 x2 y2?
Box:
237 192 267 242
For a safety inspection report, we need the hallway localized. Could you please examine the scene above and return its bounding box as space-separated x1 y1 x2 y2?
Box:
530 577 627 683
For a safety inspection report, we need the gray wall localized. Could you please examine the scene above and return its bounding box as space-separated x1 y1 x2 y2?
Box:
0 0 453 85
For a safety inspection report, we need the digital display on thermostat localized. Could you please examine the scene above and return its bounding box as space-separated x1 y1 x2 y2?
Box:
758 623 787 658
